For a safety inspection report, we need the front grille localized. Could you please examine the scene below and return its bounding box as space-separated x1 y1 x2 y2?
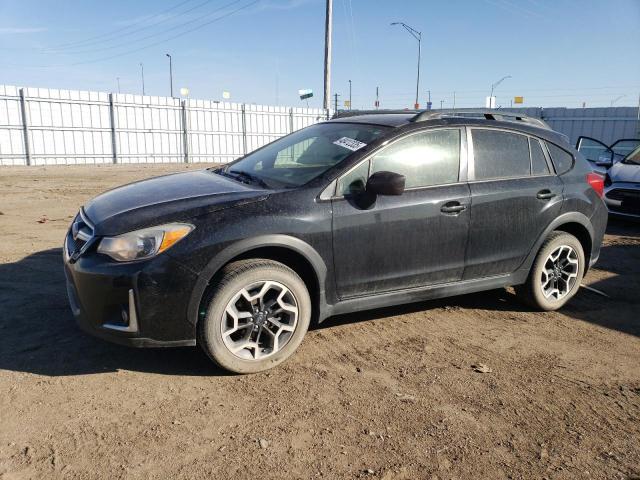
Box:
609 203 640 216
66 210 95 259
606 188 640 201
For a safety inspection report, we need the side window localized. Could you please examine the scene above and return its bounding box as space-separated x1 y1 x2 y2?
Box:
472 129 530 180
530 138 550 175
546 143 574 175
337 160 369 196
370 129 460 189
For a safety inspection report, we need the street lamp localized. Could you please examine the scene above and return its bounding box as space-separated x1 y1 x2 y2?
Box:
348 79 352 110
166 53 174 98
391 21 421 109
489 75 512 107
610 95 626 107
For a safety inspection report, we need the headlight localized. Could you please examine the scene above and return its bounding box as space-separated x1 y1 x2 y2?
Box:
97 223 194 262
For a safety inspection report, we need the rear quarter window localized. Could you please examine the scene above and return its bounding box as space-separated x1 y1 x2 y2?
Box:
546 143 574 174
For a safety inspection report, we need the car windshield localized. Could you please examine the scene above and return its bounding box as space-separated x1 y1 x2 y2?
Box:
214 122 390 188
622 145 640 165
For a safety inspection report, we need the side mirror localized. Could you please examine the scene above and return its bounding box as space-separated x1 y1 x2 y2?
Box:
366 171 406 196
595 151 614 168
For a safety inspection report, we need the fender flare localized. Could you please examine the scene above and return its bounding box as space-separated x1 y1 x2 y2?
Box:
186 234 328 326
517 211 594 275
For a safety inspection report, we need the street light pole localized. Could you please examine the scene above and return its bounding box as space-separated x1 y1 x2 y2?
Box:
489 75 512 107
610 95 626 107
391 22 421 109
323 0 333 111
166 53 174 98
116 77 121 94
348 79 352 110
140 63 145 96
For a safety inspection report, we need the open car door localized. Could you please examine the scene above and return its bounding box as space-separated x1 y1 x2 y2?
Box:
577 136 640 173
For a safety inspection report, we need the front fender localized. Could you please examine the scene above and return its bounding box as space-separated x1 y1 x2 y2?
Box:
185 234 328 326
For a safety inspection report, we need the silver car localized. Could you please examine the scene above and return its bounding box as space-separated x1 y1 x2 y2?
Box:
602 145 640 220
576 137 640 219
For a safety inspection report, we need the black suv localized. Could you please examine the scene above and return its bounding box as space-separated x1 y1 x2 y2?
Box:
64 110 608 373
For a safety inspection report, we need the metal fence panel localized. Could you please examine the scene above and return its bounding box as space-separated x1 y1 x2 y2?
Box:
0 84 329 166
507 106 640 146
0 85 27 166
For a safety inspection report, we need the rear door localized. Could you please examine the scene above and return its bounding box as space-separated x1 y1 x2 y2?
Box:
331 128 470 298
463 128 564 279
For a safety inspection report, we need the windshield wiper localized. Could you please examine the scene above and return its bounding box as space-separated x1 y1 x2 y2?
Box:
227 169 270 188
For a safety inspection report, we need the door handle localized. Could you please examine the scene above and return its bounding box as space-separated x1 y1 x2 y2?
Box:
536 189 557 200
441 201 466 214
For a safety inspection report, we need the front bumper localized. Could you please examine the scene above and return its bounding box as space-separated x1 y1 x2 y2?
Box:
64 230 198 348
604 183 640 220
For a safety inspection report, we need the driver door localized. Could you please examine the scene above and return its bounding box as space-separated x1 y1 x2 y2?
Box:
331 128 470 298
576 136 614 173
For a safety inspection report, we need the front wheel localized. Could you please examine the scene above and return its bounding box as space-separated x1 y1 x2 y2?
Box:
516 231 585 311
197 259 311 374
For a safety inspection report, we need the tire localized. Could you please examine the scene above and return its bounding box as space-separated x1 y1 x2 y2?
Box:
515 231 585 311
197 259 311 374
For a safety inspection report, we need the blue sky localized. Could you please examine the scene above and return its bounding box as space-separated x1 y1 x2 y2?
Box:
1 0 639 109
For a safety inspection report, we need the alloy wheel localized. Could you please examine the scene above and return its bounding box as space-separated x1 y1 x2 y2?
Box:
540 245 579 300
220 281 299 360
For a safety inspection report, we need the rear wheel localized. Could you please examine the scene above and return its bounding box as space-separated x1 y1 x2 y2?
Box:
197 259 311 374
516 231 585 311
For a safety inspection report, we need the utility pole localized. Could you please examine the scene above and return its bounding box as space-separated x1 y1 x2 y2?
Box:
323 0 333 111
453 91 456 110
440 99 444 109
427 89 431 110
166 53 174 97
140 63 145 96
116 77 121 94
333 93 339 113
391 22 422 109
348 79 352 110
636 92 640 136
375 86 379 110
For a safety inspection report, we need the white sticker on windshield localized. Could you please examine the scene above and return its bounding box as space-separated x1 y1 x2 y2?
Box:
333 137 367 152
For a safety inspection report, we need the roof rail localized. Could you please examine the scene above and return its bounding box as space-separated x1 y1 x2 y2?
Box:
332 109 418 119
411 109 551 130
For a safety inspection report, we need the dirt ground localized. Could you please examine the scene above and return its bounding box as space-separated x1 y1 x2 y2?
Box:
0 164 638 480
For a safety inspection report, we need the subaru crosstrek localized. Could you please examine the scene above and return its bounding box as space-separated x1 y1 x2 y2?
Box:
64 110 608 373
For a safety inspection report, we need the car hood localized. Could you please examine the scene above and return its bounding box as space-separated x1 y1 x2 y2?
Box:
609 161 640 183
83 169 268 235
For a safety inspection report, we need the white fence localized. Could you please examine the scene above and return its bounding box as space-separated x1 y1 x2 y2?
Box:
0 85 329 166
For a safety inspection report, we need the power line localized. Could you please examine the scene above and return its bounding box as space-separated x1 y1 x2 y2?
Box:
48 0 201 50
48 0 242 55
69 0 260 66
7 0 260 68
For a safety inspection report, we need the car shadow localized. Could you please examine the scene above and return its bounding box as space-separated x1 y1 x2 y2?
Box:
0 248 228 377
0 220 637 377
